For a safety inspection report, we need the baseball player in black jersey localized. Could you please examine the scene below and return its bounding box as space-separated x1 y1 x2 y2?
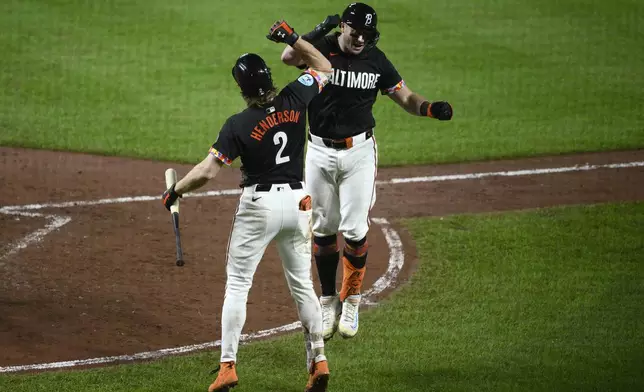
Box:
280 3 453 341
162 20 332 392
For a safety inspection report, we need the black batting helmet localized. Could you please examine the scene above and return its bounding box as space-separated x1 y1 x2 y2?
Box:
232 53 274 98
341 2 380 49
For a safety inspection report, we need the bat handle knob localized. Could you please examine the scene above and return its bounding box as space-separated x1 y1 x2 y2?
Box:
176 259 185 267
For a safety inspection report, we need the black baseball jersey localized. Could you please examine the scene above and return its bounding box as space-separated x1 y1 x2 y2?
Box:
307 33 404 139
210 70 325 187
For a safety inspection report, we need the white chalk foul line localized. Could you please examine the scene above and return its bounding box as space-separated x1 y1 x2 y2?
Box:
0 210 71 263
0 322 304 373
0 189 243 212
362 218 404 301
383 161 644 184
1 160 642 212
0 219 404 373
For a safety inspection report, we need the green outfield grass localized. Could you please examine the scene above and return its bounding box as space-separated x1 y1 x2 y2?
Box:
2 202 643 391
1 0 643 166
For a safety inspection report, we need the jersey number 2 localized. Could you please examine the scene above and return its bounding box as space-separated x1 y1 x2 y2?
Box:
273 131 291 165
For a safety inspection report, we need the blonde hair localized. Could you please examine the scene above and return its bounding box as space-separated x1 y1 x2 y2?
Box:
243 88 278 108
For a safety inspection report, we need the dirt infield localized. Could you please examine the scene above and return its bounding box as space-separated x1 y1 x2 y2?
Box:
1 147 643 371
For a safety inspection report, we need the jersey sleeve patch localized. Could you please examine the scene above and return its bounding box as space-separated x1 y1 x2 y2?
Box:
382 79 406 95
303 68 330 92
297 73 315 87
208 147 233 166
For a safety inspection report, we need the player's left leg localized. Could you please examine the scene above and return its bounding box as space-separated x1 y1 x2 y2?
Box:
336 137 378 339
276 189 329 392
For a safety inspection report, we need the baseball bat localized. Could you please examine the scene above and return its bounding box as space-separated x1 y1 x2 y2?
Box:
164 168 185 267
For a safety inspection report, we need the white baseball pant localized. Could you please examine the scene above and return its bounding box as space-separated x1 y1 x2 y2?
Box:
219 183 324 364
305 134 378 242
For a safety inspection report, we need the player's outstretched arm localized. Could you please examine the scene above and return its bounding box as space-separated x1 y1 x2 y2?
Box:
280 14 340 67
388 85 453 121
267 20 332 75
162 155 223 210
175 155 223 195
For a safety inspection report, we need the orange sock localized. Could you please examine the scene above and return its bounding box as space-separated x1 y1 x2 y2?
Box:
339 256 366 301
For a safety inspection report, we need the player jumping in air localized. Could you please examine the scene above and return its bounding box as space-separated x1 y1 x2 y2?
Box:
280 3 453 340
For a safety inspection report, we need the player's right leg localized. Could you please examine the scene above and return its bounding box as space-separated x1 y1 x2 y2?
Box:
336 136 378 339
209 189 278 392
276 188 329 392
305 142 342 341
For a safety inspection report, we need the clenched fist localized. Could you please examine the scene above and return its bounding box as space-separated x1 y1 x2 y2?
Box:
429 101 453 121
320 14 341 30
267 19 300 46
162 183 182 211
301 14 341 42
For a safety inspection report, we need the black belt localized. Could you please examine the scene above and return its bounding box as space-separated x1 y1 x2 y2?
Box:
308 130 373 150
255 182 303 192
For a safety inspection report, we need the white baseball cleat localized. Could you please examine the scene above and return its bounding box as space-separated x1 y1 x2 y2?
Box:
338 294 361 339
319 295 342 341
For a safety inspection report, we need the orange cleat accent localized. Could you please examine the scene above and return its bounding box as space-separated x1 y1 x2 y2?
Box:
208 361 238 392
305 360 329 392
339 256 365 302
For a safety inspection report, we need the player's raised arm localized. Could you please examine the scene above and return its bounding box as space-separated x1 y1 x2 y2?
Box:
280 15 340 67
291 35 332 75
267 20 332 75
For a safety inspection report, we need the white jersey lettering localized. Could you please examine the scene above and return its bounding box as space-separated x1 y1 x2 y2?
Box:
331 70 381 90
367 73 375 89
361 73 370 89
373 73 381 88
